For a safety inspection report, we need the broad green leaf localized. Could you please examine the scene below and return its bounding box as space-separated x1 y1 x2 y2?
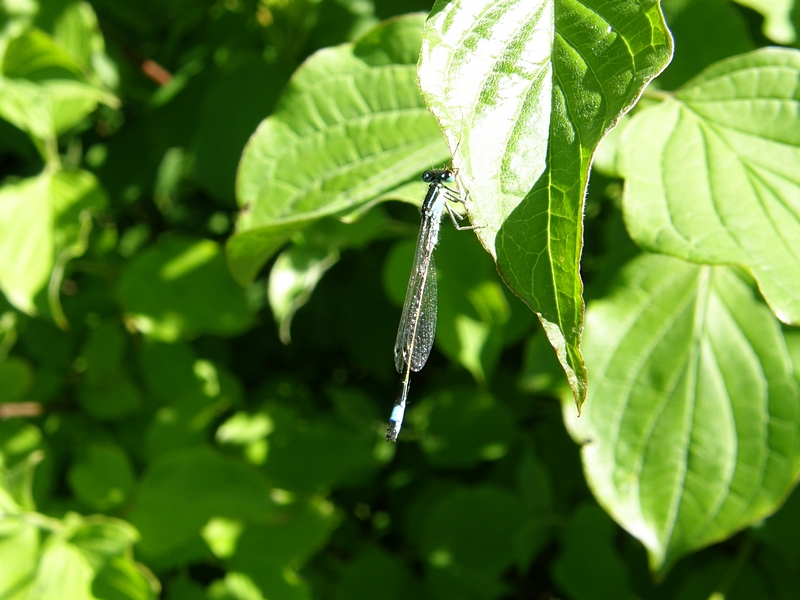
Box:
733 0 796 44
207 572 266 600
0 421 42 470
419 0 673 412
0 168 106 318
118 237 254 341
564 254 800 573
620 48 800 325
193 54 286 205
67 442 135 511
0 29 118 141
139 342 242 459
228 13 450 285
33 535 97 600
228 499 336 572
0 472 151 600
37 0 119 91
127 447 274 558
216 412 274 465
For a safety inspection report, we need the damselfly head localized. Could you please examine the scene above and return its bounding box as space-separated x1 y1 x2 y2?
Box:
422 169 455 184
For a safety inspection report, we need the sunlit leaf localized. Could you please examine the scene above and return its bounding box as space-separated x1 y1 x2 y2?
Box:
228 13 450 285
564 254 800 573
0 29 118 140
0 168 106 319
118 237 253 341
621 48 800 324
128 447 274 558
732 0 796 44
419 0 673 411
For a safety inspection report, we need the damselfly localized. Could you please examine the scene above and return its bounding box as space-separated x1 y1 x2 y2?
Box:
387 168 473 442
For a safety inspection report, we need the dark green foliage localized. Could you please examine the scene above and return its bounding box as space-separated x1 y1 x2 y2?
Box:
1 1 800 599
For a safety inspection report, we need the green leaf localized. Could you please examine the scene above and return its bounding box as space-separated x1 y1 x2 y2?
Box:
552 504 633 600
656 0 754 90
0 517 38 598
127 447 274 558
332 546 416 600
419 0 673 412
34 534 97 600
419 486 525 600
268 243 339 344
0 29 118 141
207 572 266 600
92 554 158 600
77 320 142 420
118 237 254 341
412 389 518 467
263 404 384 494
0 496 150 600
564 254 800 573
0 168 107 318
621 48 800 325
733 0 796 44
0 356 34 402
228 13 450 285
67 442 135 511
228 498 337 570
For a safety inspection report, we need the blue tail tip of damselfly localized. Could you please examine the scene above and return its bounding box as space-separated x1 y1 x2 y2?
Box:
386 404 405 442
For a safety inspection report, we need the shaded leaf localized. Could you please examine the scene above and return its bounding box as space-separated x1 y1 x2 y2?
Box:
268 244 339 344
118 237 253 341
552 504 634 600
68 442 135 511
128 447 273 558
413 389 518 468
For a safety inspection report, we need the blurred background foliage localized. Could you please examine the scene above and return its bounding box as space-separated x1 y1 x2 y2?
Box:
0 0 799 599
